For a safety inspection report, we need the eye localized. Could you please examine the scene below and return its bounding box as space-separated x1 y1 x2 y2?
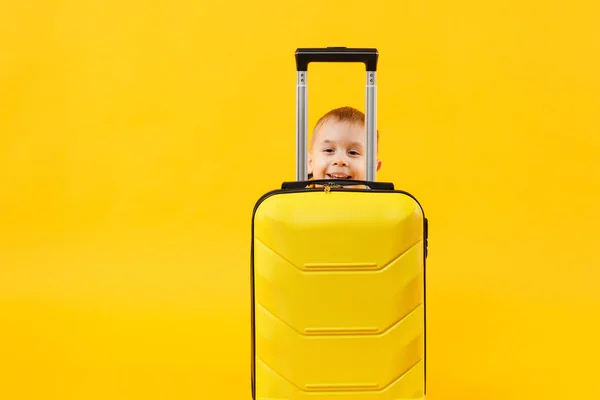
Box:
323 148 335 153
348 150 361 156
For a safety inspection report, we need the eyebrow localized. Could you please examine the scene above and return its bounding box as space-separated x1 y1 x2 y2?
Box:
320 139 364 148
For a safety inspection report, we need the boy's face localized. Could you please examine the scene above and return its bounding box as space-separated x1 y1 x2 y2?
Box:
308 119 381 181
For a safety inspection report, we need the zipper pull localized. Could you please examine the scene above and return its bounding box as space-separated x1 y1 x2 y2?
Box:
323 182 342 193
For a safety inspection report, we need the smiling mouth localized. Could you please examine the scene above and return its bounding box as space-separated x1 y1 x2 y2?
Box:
327 173 351 179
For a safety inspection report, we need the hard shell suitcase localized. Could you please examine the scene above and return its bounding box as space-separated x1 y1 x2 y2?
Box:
251 47 428 400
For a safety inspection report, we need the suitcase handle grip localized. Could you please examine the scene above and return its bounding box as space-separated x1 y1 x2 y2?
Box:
295 47 379 71
281 179 394 190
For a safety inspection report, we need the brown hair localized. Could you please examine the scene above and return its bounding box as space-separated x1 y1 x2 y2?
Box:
311 106 379 146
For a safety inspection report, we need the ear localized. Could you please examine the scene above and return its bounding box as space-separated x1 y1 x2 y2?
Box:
377 159 382 171
307 152 313 174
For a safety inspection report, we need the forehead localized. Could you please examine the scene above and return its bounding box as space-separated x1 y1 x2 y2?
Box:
312 119 365 144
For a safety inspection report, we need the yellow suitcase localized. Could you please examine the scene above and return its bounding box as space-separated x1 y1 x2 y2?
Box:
251 47 428 400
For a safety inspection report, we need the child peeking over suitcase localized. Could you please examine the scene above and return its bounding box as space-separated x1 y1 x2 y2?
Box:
307 106 381 188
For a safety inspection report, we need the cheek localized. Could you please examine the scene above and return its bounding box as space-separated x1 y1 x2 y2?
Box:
349 158 362 167
313 157 329 170
350 159 366 173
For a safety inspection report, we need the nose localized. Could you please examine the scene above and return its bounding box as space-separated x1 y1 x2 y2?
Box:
332 159 349 167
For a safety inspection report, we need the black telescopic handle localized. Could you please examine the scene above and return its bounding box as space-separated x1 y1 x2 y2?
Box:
295 47 379 71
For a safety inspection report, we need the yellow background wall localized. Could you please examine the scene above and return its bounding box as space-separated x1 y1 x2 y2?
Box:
1 1 599 399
